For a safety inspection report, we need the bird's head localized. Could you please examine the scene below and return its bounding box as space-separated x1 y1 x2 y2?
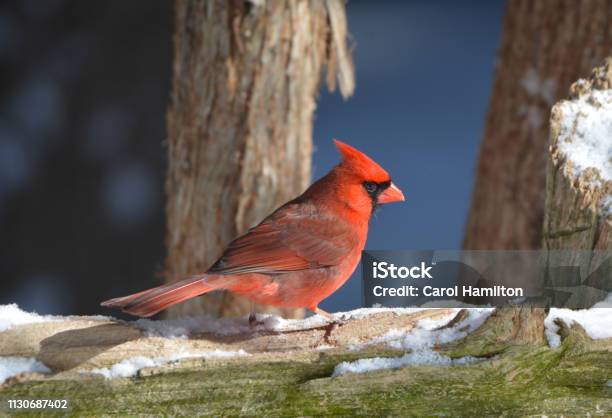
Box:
332 139 404 215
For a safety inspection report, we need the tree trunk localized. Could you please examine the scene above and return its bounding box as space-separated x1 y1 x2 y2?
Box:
543 58 612 307
463 0 612 250
164 0 354 318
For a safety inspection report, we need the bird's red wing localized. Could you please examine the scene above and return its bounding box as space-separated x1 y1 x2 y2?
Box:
208 203 359 275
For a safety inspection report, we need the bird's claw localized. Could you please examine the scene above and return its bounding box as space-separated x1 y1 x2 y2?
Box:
248 313 265 329
337 313 351 322
319 317 349 345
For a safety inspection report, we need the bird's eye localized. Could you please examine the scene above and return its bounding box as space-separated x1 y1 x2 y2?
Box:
363 181 378 194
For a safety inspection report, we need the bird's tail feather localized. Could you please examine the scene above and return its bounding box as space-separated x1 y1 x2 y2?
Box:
100 275 221 317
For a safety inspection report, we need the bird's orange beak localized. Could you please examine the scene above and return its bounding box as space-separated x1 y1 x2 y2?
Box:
378 182 405 204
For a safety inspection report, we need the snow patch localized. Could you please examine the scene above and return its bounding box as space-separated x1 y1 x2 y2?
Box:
0 304 472 340
332 308 494 377
89 350 248 379
0 357 50 384
335 307 432 320
368 308 493 351
259 306 475 332
545 298 612 348
556 88 612 184
332 350 478 377
591 292 612 308
135 314 301 337
0 304 61 332
135 315 249 338
136 307 445 337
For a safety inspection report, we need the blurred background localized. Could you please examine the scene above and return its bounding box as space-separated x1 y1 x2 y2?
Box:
0 0 504 316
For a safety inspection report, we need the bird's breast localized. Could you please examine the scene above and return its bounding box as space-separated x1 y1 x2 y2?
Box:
269 246 364 308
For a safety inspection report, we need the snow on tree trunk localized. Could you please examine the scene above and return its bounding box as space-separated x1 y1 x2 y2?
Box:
543 58 612 306
464 0 612 250
164 0 354 318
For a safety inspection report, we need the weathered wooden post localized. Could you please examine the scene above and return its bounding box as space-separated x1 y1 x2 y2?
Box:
543 58 612 307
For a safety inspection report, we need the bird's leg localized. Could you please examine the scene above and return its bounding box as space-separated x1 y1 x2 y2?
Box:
248 312 267 328
248 302 265 328
310 306 347 345
270 307 350 346
311 307 349 324
312 307 335 321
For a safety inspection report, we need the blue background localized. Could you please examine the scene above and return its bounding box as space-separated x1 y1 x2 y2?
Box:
0 0 504 315
314 1 504 311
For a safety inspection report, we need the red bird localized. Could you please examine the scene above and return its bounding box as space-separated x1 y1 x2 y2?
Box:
101 140 404 319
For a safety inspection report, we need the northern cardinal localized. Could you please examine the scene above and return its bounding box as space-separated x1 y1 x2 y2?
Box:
101 140 404 319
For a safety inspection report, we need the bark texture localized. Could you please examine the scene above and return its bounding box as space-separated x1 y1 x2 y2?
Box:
2 310 612 416
0 310 454 374
545 59 612 251
543 58 612 306
164 0 354 318
464 0 612 250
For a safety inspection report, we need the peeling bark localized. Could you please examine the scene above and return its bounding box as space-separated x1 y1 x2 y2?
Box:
164 0 354 318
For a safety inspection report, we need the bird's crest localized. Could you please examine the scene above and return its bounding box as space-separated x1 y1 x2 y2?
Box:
334 139 390 182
